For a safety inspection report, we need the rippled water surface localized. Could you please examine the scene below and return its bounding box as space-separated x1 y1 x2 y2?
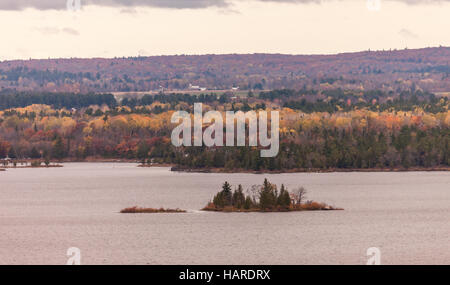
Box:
0 163 449 264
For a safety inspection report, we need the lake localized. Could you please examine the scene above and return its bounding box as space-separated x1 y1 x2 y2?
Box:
0 163 449 264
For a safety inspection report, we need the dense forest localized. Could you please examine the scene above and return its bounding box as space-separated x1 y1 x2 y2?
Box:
1 89 448 114
0 89 448 171
0 91 116 110
166 126 448 171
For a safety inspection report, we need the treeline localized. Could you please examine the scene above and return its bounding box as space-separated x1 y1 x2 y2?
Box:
203 179 339 212
146 126 449 170
205 180 295 211
1 89 447 114
284 94 447 114
0 67 98 83
259 88 435 102
121 93 221 108
0 91 226 112
0 91 117 110
261 89 447 114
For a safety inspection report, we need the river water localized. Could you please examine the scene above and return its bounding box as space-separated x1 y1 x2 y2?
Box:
0 163 449 264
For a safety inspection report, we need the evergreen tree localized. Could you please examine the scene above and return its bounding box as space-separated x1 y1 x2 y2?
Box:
8 147 16 159
137 142 149 161
232 185 246 209
222 181 233 206
259 178 277 210
244 196 253 210
52 137 66 159
30 147 41 159
277 184 291 209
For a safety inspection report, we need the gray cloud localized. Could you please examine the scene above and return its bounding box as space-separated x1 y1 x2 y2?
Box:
0 0 447 11
262 0 449 3
267 0 447 3
36 26 80 36
120 7 139 14
0 0 65 10
0 0 229 10
35 26 61 34
399 28 419 39
62 27 80 35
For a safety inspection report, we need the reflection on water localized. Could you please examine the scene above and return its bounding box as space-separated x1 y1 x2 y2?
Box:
0 163 449 264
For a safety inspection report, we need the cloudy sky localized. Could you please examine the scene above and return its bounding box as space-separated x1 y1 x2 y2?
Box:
0 0 449 60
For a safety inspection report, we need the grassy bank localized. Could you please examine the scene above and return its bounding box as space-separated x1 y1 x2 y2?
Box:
120 207 186 214
202 201 343 212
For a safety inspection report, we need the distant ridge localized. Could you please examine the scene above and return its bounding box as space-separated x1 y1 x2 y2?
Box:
0 47 449 93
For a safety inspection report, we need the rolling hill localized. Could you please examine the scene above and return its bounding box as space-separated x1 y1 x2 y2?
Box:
0 47 449 94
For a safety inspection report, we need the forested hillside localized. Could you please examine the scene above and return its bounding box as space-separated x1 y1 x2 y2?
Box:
0 47 449 93
1 89 448 171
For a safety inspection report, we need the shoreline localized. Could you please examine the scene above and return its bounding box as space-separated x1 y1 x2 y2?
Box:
170 166 450 174
1 165 63 169
120 207 186 214
202 206 343 213
7 158 448 173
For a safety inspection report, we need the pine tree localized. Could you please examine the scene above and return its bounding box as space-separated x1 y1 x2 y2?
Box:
277 184 291 209
52 137 66 160
8 147 16 159
222 181 233 206
259 179 277 210
244 196 253 210
137 142 149 161
232 185 246 209
30 147 41 159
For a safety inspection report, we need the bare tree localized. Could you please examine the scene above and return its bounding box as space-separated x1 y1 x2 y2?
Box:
291 187 307 205
248 184 262 204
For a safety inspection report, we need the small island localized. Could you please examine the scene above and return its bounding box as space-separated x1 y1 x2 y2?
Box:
202 179 343 212
120 207 186 213
120 179 342 214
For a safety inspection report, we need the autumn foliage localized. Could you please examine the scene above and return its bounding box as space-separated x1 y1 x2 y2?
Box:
0 89 448 171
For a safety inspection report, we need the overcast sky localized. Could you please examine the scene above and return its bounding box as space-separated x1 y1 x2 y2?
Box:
0 0 449 60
